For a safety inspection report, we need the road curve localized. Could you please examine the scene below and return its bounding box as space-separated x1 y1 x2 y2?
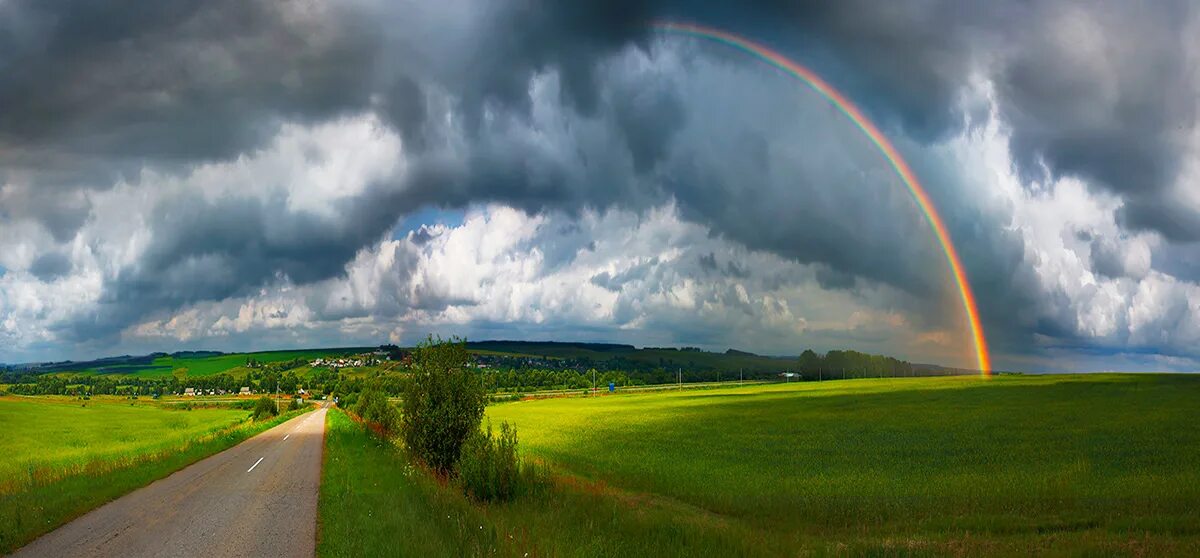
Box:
13 406 328 558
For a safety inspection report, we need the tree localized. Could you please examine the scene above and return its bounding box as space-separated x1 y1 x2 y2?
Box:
400 335 486 475
251 396 278 421
354 387 399 435
798 349 821 376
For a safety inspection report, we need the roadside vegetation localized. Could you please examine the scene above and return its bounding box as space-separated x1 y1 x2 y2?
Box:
320 373 1200 556
251 396 278 420
0 395 311 554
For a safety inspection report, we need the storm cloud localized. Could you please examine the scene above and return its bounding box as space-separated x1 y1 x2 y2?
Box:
1 0 1199 371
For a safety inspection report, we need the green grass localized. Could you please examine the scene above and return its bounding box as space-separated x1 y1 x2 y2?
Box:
0 395 308 553
0 396 247 482
146 349 355 378
321 374 1200 556
319 408 771 557
54 347 371 378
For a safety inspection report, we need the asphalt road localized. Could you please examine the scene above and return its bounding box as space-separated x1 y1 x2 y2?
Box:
13 406 328 558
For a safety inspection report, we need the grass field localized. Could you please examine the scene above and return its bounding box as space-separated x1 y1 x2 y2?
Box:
319 409 766 557
0 396 247 482
0 395 306 553
320 374 1200 556
54 348 367 378
146 349 362 378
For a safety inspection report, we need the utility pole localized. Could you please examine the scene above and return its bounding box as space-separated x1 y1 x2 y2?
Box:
592 368 596 397
275 379 280 413
678 368 681 390
739 368 743 386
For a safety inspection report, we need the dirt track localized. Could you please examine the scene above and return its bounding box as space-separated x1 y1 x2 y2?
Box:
12 407 328 558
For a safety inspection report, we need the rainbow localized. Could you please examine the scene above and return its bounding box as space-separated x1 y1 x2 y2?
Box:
654 21 991 375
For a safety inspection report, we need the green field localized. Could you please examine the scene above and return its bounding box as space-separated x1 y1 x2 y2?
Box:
59 348 367 378
146 349 346 378
0 396 302 553
0 396 247 482
320 374 1200 556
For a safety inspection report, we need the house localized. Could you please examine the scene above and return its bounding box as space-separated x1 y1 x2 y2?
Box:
183 387 196 396
239 387 252 396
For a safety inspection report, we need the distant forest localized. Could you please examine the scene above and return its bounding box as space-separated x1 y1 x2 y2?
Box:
1 342 969 398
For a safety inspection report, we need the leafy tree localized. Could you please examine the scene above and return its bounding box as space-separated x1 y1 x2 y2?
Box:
251 396 278 421
400 335 486 475
354 388 399 435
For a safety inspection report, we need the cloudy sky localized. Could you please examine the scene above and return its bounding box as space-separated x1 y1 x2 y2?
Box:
1 0 1198 372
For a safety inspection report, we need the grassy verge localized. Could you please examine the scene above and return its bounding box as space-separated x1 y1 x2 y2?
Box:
0 404 310 554
319 408 791 557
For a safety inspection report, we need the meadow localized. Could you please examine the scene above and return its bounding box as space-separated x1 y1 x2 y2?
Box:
0 395 305 553
48 347 371 378
320 374 1200 556
142 349 361 378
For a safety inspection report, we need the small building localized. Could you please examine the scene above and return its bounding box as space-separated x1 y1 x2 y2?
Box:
239 387 252 396
183 387 196 397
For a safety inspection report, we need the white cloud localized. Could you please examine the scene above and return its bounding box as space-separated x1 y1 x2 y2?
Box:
938 80 1200 363
106 202 963 364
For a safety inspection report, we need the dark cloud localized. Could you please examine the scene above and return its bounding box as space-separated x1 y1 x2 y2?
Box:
29 252 72 281
0 186 91 242
752 0 1198 241
2 0 1199 368
61 181 410 342
814 266 856 291
0 0 380 166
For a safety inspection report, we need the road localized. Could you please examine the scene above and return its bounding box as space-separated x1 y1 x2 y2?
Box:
13 406 328 558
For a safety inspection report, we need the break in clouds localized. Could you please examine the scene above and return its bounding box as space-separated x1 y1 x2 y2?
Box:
1 0 1199 371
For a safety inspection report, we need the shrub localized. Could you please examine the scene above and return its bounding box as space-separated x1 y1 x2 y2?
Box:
288 397 304 411
337 391 359 410
401 336 486 475
459 420 549 502
251 396 278 421
354 388 399 436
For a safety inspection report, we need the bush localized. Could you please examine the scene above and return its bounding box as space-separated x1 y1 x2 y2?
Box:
459 421 549 502
251 396 278 421
288 397 304 411
354 388 399 436
337 391 359 410
401 336 486 475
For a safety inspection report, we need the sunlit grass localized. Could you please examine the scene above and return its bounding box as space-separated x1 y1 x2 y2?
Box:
483 374 1200 553
318 408 776 557
319 374 1200 554
0 396 246 486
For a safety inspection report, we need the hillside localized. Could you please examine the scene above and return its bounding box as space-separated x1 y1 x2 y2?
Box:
466 340 795 373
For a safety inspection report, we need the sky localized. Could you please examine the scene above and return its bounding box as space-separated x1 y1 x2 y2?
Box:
1 0 1198 372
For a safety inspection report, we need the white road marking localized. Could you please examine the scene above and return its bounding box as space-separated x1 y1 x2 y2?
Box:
247 457 265 473
283 434 290 441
